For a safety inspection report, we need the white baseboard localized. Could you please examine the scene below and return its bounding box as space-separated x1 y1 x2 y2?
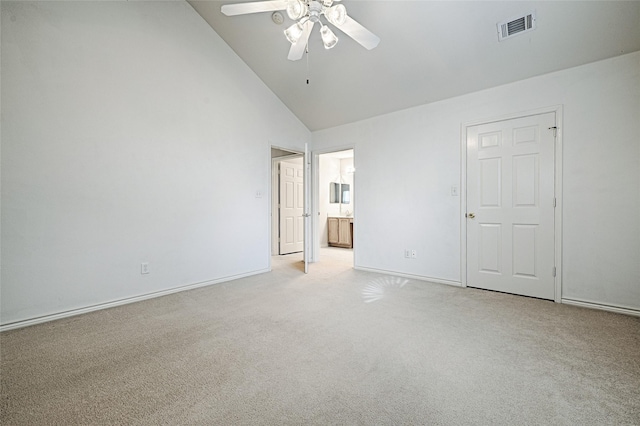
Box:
352 270 640 318
561 298 640 317
354 266 462 288
0 268 270 332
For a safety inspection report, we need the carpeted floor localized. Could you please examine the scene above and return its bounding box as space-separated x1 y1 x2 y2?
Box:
1 247 639 425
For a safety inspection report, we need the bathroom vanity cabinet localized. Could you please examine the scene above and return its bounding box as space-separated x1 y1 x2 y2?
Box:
328 217 353 248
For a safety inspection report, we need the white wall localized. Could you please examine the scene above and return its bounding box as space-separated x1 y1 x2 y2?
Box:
1 1 310 326
313 52 640 311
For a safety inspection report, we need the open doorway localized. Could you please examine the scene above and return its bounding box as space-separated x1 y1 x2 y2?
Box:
271 147 304 261
314 149 355 267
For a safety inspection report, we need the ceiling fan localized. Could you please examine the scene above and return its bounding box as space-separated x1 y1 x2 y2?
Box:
221 0 380 61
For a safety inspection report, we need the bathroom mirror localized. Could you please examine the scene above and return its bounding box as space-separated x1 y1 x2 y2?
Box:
341 184 350 204
329 182 340 203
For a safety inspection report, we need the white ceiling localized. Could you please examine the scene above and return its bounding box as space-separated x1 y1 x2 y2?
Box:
189 1 640 131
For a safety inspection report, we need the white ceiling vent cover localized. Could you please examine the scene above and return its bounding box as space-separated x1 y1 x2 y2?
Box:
497 11 536 41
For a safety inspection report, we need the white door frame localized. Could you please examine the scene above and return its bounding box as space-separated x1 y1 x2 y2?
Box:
303 142 311 273
460 105 563 302
269 145 304 270
311 145 356 264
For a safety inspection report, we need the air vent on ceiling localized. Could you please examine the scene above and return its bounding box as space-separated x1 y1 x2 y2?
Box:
497 11 536 41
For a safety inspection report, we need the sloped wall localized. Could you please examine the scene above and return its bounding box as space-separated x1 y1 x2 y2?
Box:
1 1 310 326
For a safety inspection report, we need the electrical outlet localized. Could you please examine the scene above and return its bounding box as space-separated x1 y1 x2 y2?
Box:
404 249 411 258
141 263 149 275
255 190 263 198
411 250 417 259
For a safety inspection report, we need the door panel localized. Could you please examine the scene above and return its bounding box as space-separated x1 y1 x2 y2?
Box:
328 218 339 244
480 158 501 207
513 125 538 145
467 112 556 300
479 223 501 274
513 155 538 207
338 218 352 247
512 224 537 278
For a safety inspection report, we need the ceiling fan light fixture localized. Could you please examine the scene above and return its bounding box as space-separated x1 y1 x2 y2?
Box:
221 0 379 61
286 0 307 20
284 21 305 44
320 25 338 49
326 4 347 26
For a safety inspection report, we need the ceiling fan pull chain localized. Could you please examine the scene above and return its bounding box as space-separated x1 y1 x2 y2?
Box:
306 44 310 84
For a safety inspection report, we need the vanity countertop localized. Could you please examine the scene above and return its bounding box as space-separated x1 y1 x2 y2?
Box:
328 216 354 221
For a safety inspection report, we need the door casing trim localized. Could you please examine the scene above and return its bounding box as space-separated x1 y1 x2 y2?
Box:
460 105 563 302
311 145 356 264
269 145 304 270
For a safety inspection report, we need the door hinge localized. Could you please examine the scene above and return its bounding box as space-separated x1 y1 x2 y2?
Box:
553 198 556 208
553 266 557 277
548 126 558 137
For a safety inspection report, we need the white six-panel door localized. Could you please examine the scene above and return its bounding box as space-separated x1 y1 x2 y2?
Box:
279 160 304 255
467 113 556 300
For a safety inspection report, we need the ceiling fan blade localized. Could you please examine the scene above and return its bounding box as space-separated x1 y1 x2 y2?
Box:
287 21 314 61
221 0 288 16
333 16 380 50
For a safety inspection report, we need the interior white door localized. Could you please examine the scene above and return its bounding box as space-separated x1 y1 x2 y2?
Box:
303 143 310 273
467 112 556 300
279 159 304 255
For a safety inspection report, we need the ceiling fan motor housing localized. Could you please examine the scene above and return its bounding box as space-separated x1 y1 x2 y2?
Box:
308 1 323 22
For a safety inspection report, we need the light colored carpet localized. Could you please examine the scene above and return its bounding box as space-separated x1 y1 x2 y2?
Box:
1 247 639 425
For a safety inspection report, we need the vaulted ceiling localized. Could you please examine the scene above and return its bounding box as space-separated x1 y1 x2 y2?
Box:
189 1 640 131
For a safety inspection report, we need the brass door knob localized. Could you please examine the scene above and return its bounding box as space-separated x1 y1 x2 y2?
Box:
466 213 475 219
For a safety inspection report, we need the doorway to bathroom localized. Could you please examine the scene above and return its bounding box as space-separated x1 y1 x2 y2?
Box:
315 149 355 266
